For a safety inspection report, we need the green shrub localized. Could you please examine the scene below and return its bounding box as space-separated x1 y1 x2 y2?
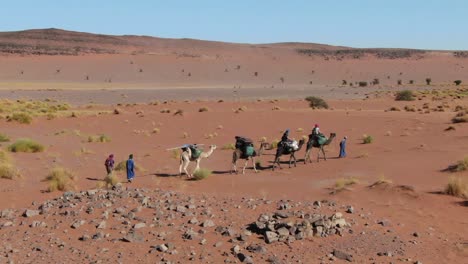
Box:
0 150 11 163
0 133 10 142
193 168 212 181
362 134 373 144
395 90 415 101
8 138 45 153
454 80 462 86
305 96 329 109
8 113 32 124
358 81 368 87
426 78 432 85
44 167 76 192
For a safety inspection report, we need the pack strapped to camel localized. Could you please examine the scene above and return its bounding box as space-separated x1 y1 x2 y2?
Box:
235 136 255 158
181 144 202 159
309 133 328 146
284 140 299 153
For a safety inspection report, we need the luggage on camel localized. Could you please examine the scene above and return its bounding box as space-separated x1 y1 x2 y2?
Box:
235 136 255 158
284 140 299 152
181 144 202 159
308 133 328 146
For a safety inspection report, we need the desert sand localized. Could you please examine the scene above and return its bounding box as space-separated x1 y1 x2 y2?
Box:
0 29 467 263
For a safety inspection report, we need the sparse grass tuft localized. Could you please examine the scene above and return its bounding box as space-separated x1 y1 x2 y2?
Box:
362 134 373 144
222 143 235 150
369 175 393 188
0 163 20 180
199 107 209 112
192 168 212 181
0 133 10 142
174 109 184 116
388 106 400 111
152 128 160 134
103 173 119 189
452 110 468 123
334 177 359 191
44 167 76 192
88 134 111 143
8 138 44 153
395 90 415 101
8 113 32 124
448 156 468 172
444 177 468 199
305 96 329 109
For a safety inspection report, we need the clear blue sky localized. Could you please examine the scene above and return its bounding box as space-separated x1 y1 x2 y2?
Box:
1 0 467 50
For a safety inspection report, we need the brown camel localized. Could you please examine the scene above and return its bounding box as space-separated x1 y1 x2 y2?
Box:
179 145 217 178
231 143 268 174
304 133 336 163
272 139 305 170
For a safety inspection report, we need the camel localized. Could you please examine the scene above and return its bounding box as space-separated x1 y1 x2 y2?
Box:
179 145 217 178
272 139 305 170
231 143 268 174
304 133 336 163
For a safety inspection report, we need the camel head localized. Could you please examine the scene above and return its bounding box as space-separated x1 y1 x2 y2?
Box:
209 145 217 150
325 133 337 145
257 142 269 156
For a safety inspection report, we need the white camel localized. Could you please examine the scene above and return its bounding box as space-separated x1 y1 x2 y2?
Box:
179 145 217 178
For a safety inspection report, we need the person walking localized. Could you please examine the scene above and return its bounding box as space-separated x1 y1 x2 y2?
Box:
126 154 135 182
104 154 115 176
339 136 347 158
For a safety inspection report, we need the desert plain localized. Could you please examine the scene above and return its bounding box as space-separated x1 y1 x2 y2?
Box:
0 29 467 263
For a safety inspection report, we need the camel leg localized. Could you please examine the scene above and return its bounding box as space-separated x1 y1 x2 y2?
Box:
252 157 258 173
183 160 191 178
322 147 327 161
292 153 297 167
231 153 237 174
272 156 282 171
195 159 201 172
317 147 321 162
242 159 248 174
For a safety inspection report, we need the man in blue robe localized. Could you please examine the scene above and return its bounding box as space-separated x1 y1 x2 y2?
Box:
126 154 135 182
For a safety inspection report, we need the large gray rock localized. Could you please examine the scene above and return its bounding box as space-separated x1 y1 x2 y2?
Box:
23 209 39 218
264 231 278 244
333 249 354 262
122 231 144 243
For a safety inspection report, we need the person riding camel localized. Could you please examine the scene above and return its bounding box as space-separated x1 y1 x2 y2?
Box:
312 124 321 136
277 129 291 155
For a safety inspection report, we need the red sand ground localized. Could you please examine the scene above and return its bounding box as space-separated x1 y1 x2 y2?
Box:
0 96 467 263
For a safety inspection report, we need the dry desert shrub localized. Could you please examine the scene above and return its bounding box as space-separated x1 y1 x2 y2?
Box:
0 133 10 142
7 113 32 124
222 143 235 150
452 110 468 123
334 177 359 191
199 107 209 112
362 134 373 144
192 168 211 181
395 90 415 101
174 109 184 116
369 175 393 188
0 163 20 180
8 138 45 153
44 167 76 192
88 134 111 143
388 106 401 111
445 177 468 199
305 96 329 109
447 156 468 172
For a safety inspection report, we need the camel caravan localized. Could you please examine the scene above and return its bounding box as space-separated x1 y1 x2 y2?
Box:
171 125 339 178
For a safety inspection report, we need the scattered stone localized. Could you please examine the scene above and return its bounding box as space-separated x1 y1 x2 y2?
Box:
202 220 215 228
96 221 107 229
122 231 143 243
23 210 39 218
265 231 279 244
333 249 354 262
346 206 354 214
133 222 146 229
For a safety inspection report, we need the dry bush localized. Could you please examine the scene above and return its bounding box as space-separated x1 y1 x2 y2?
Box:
0 163 20 180
102 173 119 189
452 110 468 123
334 177 359 191
8 113 32 124
88 134 111 143
192 168 212 181
0 133 10 142
44 167 76 192
8 138 45 153
395 90 415 101
152 128 160 134
199 107 209 112
222 143 235 150
160 109 171 114
305 96 329 109
388 106 401 111
362 134 373 144
447 156 468 172
445 177 468 199
369 175 393 188
174 109 184 116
